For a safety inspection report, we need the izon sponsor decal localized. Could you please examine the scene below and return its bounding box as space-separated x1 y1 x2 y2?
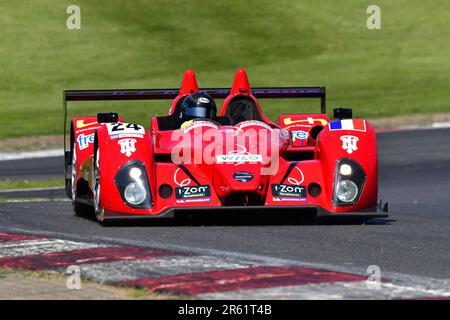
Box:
175 185 211 199
272 184 306 197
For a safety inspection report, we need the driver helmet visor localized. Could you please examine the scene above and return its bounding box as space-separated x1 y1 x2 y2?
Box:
184 107 216 119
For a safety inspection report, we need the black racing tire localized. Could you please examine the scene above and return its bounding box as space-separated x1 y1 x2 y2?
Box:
71 141 95 218
92 133 105 224
73 201 94 218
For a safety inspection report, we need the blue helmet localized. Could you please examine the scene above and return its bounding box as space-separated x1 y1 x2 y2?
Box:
180 92 217 122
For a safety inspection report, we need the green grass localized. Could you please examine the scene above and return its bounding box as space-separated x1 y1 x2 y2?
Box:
0 178 64 190
1 0 450 139
0 267 177 299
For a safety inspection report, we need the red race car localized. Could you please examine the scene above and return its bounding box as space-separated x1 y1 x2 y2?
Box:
64 68 388 223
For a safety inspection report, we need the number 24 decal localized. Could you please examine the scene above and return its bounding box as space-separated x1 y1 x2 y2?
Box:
111 123 140 131
107 123 145 135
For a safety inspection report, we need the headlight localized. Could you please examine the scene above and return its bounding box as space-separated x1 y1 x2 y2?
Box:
124 182 147 205
333 158 366 206
339 164 352 176
115 161 152 209
129 167 142 179
336 180 358 202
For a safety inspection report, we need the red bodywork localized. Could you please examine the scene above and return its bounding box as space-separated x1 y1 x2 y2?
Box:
66 69 387 221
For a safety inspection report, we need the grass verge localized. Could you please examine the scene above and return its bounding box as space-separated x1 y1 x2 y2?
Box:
0 179 64 191
0 267 183 300
1 1 450 139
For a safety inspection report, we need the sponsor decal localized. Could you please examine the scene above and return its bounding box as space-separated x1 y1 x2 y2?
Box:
77 133 94 150
272 184 306 198
283 117 328 126
107 123 145 135
340 135 359 154
76 119 98 129
236 120 273 130
273 197 308 202
110 133 144 140
182 121 218 133
284 123 314 129
215 144 262 165
233 171 253 182
175 185 211 199
216 154 262 164
329 119 366 132
75 126 102 134
176 198 212 204
291 130 309 141
118 138 137 157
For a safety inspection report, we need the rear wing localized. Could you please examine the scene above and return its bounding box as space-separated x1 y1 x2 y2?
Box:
63 87 326 150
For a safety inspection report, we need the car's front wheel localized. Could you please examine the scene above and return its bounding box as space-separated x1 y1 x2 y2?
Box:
93 136 104 223
72 142 92 217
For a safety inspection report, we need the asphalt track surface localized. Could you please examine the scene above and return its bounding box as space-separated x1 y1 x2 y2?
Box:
0 128 449 280
0 156 62 180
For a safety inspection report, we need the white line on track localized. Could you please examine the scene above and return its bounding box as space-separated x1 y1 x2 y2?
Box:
379 121 450 133
431 121 450 128
0 198 69 203
0 149 63 161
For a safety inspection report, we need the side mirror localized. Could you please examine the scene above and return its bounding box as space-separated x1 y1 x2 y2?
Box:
309 125 323 141
97 112 119 123
333 108 353 120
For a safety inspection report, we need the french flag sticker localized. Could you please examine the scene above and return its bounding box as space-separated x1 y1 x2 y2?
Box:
329 119 366 132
